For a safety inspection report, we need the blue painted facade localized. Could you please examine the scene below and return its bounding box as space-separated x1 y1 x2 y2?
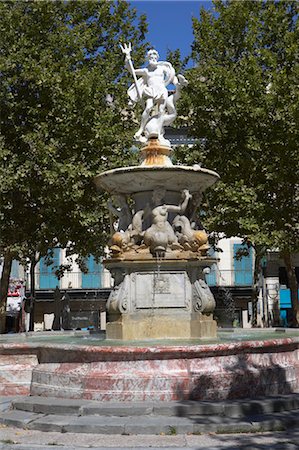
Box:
39 248 60 289
81 255 102 289
205 247 217 286
37 250 103 290
233 244 253 286
279 288 299 326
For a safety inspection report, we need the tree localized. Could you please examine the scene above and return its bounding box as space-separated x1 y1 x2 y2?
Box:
0 0 148 332
177 0 299 325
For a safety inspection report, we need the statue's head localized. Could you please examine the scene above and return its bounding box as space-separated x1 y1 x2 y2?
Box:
147 49 159 66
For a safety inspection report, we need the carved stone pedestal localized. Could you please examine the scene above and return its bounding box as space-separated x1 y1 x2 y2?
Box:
105 258 217 341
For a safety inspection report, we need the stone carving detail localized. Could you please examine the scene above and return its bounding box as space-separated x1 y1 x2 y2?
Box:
143 188 191 256
184 293 191 312
153 274 171 294
106 270 130 314
120 43 188 146
192 279 216 314
173 215 209 253
107 186 212 259
108 201 144 256
107 195 132 232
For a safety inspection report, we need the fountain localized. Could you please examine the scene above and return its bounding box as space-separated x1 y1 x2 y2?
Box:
1 45 299 403
95 43 219 341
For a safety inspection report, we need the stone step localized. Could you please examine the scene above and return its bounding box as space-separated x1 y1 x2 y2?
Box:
0 395 299 434
1 408 299 434
11 393 299 418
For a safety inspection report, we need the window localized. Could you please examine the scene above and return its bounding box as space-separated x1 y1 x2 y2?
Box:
39 249 60 289
81 255 102 289
233 244 253 286
205 249 217 286
10 260 20 278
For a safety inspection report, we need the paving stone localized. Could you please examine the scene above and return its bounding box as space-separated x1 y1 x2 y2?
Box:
152 401 181 416
27 413 127 435
0 397 14 412
63 415 126 434
12 396 91 415
223 397 299 418
250 411 299 431
4 394 299 436
176 400 225 417
0 447 197 450
27 414 74 432
12 399 35 412
223 400 264 418
125 415 194 435
269 396 299 413
81 401 154 416
0 410 43 428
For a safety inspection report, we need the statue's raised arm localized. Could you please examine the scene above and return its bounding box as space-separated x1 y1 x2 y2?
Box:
121 43 188 146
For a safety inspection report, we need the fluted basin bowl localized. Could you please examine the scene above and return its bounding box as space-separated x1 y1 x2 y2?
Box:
94 165 219 194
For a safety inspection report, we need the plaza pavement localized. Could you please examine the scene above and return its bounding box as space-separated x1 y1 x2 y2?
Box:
1 426 299 449
1 396 299 449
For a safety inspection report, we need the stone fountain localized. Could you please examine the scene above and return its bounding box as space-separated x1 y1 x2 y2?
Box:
94 44 219 340
2 45 298 405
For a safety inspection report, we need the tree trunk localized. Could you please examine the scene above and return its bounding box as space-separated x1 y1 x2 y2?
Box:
283 251 299 327
0 252 13 334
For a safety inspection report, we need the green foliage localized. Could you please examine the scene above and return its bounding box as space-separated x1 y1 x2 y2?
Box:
0 0 148 263
177 0 299 324
179 0 298 255
166 48 189 74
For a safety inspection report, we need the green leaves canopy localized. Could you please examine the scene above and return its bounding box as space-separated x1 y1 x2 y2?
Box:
176 0 298 324
0 0 148 262
181 0 298 254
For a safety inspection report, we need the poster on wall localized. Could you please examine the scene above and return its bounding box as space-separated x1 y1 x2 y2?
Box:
6 280 25 317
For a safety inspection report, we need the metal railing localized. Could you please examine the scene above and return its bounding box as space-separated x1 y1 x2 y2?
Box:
32 271 113 290
30 268 253 290
205 267 254 287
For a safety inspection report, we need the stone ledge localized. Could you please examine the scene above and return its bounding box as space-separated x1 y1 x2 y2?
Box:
2 400 299 434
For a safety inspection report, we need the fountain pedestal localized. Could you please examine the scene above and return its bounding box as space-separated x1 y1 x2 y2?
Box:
105 257 217 340
95 139 220 341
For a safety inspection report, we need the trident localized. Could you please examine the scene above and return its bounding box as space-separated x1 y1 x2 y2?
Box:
120 42 142 101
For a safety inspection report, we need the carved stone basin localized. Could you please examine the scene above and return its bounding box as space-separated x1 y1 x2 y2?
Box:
94 165 219 195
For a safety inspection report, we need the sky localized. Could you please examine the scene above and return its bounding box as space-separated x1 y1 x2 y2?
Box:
130 0 213 61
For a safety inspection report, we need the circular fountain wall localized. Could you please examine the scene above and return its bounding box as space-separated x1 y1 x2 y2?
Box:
1 331 299 401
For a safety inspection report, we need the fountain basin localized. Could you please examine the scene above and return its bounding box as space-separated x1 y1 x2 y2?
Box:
94 165 219 194
94 158 220 342
1 333 299 401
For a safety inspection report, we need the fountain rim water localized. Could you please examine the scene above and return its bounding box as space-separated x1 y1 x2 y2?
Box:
1 334 299 359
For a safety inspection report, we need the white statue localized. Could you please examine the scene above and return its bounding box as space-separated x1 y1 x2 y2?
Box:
120 43 188 146
144 187 191 255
